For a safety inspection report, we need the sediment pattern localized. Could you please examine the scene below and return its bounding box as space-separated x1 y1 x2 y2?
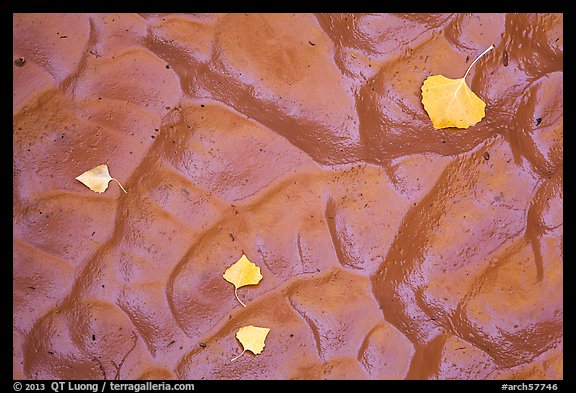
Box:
13 13 563 379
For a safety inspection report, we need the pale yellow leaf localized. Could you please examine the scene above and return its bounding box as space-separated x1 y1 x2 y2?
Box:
421 45 494 129
421 75 486 129
76 164 127 194
223 254 262 307
231 325 270 361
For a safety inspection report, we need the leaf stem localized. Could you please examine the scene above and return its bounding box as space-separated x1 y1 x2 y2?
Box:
463 44 494 79
112 178 128 194
231 349 245 362
235 288 246 307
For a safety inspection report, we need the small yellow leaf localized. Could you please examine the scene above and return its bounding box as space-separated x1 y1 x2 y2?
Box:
421 75 486 129
421 45 494 129
231 325 270 361
223 254 262 307
76 164 127 194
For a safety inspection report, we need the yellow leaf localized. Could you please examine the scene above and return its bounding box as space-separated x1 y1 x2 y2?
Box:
231 325 270 361
421 45 494 129
223 254 262 307
76 164 127 194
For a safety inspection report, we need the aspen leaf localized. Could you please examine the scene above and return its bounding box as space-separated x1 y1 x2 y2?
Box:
223 254 262 307
76 164 127 194
231 325 270 361
421 45 494 129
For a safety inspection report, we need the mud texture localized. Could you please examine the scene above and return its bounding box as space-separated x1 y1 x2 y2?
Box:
13 13 562 379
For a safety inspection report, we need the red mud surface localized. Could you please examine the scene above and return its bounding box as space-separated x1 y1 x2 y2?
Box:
13 13 563 379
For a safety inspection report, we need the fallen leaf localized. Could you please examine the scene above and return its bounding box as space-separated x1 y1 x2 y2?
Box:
421 45 494 129
231 325 270 361
223 254 262 307
76 164 127 194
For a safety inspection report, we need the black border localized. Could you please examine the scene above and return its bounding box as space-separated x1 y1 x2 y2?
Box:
8 3 572 391
6 2 570 13
4 379 572 388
